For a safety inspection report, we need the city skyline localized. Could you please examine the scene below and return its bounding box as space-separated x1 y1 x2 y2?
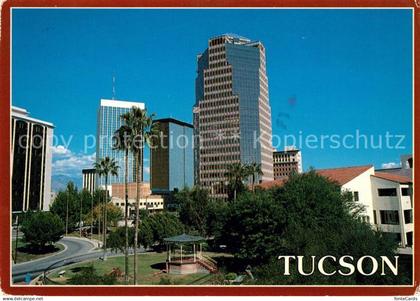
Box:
11 9 413 184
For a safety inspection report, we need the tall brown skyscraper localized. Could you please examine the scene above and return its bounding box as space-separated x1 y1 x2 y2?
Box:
194 34 273 198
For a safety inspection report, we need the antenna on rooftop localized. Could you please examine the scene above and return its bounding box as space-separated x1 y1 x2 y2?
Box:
112 75 116 100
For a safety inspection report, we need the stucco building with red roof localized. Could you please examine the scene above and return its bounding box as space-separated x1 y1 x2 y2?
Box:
256 164 413 253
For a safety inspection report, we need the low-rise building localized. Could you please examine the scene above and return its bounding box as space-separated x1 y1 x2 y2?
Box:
370 172 413 250
110 182 164 217
257 164 413 254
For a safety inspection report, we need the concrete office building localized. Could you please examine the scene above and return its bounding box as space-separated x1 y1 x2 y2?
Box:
96 99 145 186
11 106 53 212
151 118 194 194
194 34 273 198
273 147 302 179
82 168 96 194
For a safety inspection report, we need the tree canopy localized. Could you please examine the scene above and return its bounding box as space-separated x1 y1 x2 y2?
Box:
21 211 65 249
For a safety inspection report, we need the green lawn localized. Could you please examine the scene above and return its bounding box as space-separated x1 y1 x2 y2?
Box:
12 239 64 264
46 252 231 285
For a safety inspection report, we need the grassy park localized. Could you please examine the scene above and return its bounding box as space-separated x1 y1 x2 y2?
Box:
46 252 231 285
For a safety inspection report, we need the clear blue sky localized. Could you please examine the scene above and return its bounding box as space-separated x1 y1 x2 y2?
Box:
12 8 413 178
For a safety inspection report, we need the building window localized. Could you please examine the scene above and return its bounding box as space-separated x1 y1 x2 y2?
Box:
380 210 399 225
373 210 377 224
353 191 359 202
378 188 397 197
404 209 413 224
406 232 413 246
401 188 410 196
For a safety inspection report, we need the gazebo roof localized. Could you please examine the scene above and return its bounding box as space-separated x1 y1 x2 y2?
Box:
164 233 205 244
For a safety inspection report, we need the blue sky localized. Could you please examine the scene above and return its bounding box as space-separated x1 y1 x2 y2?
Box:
12 8 413 180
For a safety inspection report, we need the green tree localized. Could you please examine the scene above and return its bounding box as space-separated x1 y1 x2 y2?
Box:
50 182 79 232
225 162 249 201
221 171 405 285
21 211 65 249
108 227 135 253
246 162 263 192
175 186 210 236
122 107 159 285
94 157 119 260
113 124 133 283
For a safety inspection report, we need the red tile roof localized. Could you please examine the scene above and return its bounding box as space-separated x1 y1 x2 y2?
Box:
371 172 412 184
255 177 288 189
315 165 373 186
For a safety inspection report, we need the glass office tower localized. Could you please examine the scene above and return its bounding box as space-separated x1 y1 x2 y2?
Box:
194 34 273 198
96 99 145 186
151 118 194 194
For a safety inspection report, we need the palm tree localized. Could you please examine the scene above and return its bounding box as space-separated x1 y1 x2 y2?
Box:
113 123 132 284
94 157 119 261
123 107 159 285
247 162 263 192
225 162 249 201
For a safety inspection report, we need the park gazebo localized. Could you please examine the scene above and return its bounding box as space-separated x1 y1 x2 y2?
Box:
164 233 210 275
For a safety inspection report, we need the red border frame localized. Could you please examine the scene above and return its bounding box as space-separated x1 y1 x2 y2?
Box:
1 0 418 296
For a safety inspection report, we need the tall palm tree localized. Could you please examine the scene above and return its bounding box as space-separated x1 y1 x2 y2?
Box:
113 123 132 284
247 162 263 192
123 107 159 285
225 162 249 201
94 157 119 261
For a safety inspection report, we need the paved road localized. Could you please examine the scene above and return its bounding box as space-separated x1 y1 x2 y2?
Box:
12 236 145 283
12 237 98 283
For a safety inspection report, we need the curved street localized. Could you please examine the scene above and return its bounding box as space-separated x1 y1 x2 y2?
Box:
12 236 99 283
12 236 146 283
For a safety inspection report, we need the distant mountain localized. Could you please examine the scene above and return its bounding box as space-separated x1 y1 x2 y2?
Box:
51 174 82 192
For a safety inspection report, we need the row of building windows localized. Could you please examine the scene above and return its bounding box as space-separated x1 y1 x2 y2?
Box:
373 209 413 225
204 84 232 94
208 52 226 61
201 154 240 163
199 106 238 117
200 97 238 109
209 60 229 69
204 91 234 100
200 145 240 155
199 114 238 124
204 66 231 77
205 75 231 85
377 188 411 197
208 44 225 54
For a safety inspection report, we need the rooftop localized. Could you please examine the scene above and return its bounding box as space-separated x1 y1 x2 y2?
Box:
164 233 205 244
316 165 373 186
11 106 54 128
371 172 412 184
153 118 193 128
100 99 145 109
